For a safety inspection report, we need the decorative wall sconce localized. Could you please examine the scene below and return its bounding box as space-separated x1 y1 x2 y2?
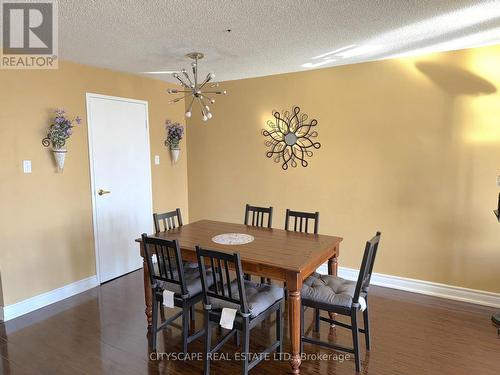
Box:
42 109 81 171
164 120 184 164
262 106 321 170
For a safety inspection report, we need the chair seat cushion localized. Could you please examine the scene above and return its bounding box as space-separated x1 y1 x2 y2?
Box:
210 280 284 318
155 264 214 298
301 272 356 308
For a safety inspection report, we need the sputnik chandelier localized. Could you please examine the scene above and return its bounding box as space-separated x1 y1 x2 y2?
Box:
167 52 227 121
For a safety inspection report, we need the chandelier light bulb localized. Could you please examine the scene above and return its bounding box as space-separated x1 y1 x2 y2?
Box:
185 111 192 118
210 99 216 104
209 73 215 79
202 115 208 122
205 105 210 111
207 112 213 119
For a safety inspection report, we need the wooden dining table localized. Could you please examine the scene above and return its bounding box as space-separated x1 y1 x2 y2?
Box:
135 219 342 374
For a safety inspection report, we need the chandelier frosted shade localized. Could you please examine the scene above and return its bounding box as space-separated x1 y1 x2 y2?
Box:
167 52 227 122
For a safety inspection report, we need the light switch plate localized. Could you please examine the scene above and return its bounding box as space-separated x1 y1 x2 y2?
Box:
154 155 160 165
23 160 32 173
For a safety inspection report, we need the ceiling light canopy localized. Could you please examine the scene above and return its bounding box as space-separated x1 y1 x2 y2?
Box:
167 52 227 122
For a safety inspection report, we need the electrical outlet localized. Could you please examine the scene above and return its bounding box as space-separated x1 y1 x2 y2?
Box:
154 155 160 165
23 160 32 173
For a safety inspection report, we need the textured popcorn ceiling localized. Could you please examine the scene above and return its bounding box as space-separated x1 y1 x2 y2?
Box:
59 0 500 82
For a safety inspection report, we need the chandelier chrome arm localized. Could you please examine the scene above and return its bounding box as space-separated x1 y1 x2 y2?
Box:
172 73 190 88
167 88 192 94
168 93 191 104
202 90 227 95
201 94 216 104
199 96 211 113
185 96 196 118
181 69 194 88
197 97 207 117
198 73 215 90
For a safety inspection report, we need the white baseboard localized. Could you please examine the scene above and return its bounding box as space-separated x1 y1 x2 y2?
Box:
1 275 98 322
316 264 500 308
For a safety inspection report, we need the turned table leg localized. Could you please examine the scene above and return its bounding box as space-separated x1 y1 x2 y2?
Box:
328 250 338 277
140 242 153 327
287 273 303 374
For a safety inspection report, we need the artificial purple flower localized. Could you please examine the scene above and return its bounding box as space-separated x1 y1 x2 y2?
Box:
42 109 81 149
75 116 81 125
165 120 184 149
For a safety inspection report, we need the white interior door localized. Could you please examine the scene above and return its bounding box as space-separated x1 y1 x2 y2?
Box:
86 94 153 283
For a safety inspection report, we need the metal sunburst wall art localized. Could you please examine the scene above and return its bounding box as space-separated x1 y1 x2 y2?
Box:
262 106 321 170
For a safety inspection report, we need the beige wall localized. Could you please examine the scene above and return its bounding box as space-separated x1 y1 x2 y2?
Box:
0 61 188 306
187 45 500 293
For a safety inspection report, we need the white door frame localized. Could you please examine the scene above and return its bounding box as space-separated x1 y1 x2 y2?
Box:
86 93 153 284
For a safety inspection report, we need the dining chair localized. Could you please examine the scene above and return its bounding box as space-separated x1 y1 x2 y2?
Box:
196 246 284 375
142 234 210 354
300 232 381 372
285 209 319 234
153 209 197 270
153 208 183 233
283 209 320 293
244 204 273 282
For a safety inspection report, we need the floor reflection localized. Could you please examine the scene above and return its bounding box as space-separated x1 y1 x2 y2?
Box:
0 270 499 374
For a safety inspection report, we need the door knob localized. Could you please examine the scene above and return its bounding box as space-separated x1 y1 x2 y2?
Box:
98 189 111 196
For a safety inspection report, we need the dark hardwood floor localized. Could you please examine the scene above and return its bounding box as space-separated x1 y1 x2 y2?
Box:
1 270 499 375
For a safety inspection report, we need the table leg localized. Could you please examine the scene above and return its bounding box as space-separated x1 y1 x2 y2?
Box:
328 247 338 277
328 247 339 323
287 273 303 374
141 242 153 327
